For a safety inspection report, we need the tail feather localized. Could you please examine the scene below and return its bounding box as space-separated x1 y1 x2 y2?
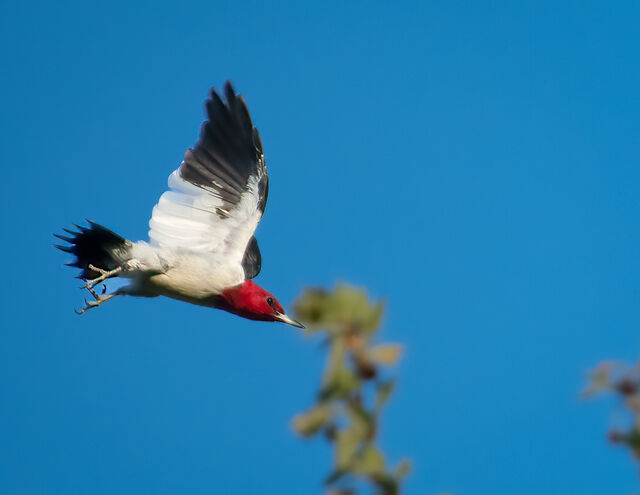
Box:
55 221 129 280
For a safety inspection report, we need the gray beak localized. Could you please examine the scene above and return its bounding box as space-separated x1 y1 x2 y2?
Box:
274 312 305 329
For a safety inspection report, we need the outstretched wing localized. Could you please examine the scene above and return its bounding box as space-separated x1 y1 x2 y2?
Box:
148 81 268 279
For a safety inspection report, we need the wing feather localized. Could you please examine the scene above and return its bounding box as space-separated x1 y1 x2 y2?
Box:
148 82 268 279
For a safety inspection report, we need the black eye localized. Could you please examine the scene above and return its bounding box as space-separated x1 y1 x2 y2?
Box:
266 297 274 306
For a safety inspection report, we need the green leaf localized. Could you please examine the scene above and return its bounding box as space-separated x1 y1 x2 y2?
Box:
320 368 359 401
346 401 373 438
292 289 330 330
375 380 395 410
582 361 614 397
327 286 371 325
395 458 411 478
320 338 359 400
291 284 409 495
336 427 362 469
627 427 640 450
294 285 385 335
352 444 386 476
367 344 403 366
361 301 385 335
372 473 399 495
323 336 347 385
292 404 330 437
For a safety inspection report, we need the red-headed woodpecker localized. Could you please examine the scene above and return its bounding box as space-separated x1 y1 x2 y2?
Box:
55 81 304 328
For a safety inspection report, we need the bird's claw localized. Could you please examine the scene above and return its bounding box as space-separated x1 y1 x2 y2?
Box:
75 299 92 315
83 264 123 290
75 267 122 315
74 292 117 315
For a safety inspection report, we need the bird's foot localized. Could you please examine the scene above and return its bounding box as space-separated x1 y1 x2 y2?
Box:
75 292 118 315
84 283 107 301
84 264 123 290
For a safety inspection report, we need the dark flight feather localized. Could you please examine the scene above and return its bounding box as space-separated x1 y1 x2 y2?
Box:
179 81 268 217
241 235 262 280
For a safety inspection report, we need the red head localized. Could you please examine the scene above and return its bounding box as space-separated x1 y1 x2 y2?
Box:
219 280 304 328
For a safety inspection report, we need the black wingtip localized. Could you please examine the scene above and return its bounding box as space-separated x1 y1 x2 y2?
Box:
224 80 236 100
208 80 237 108
54 244 74 253
54 233 74 243
183 81 267 221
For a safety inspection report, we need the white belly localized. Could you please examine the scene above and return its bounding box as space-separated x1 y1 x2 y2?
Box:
142 251 244 300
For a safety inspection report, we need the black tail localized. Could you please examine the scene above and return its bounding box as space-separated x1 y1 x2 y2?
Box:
55 221 128 280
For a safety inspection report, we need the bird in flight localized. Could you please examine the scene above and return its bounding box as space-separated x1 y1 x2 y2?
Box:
55 81 304 328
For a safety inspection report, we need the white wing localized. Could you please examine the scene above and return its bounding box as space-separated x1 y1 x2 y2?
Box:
148 82 268 279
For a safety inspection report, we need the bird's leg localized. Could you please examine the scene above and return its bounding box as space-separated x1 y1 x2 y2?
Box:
75 291 120 315
84 264 123 290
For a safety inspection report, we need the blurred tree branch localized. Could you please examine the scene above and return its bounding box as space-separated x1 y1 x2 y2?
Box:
292 285 411 495
584 360 640 462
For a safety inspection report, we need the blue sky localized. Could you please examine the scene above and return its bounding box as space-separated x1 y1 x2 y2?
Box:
1 0 640 493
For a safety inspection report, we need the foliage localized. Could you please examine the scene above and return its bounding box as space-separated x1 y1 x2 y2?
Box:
583 360 640 461
292 285 411 495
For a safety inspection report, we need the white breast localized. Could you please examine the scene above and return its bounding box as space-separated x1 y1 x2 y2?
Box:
143 249 244 300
